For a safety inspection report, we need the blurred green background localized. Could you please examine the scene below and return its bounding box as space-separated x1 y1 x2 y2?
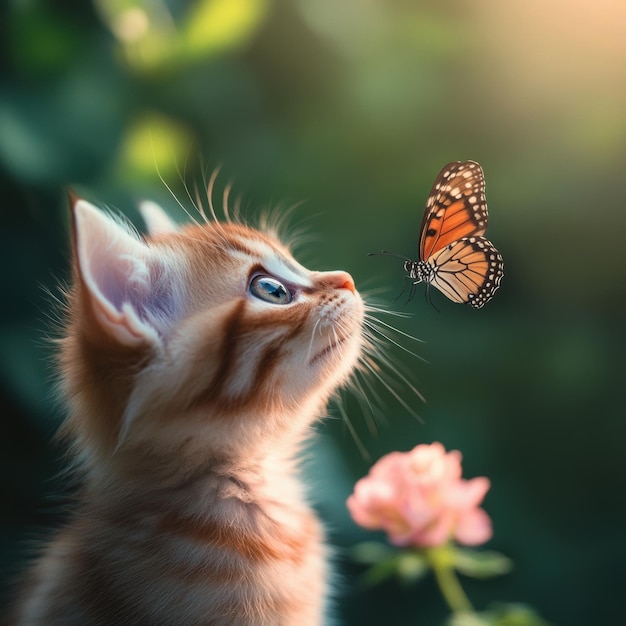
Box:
1 0 625 624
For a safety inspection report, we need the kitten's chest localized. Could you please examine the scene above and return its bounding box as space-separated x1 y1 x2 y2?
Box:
80 483 329 625
166 517 325 624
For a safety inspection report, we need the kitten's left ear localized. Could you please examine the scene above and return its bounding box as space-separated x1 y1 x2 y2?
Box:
138 200 179 236
71 198 178 348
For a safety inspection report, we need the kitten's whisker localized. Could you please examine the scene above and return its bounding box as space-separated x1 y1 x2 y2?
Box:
223 180 234 224
151 143 200 227
233 193 244 223
361 358 422 421
332 323 348 352
206 165 222 223
353 369 387 427
348 373 380 435
366 348 426 405
335 394 370 461
357 286 392 298
307 319 321 360
363 321 427 362
331 326 340 356
360 295 412 312
361 314 425 402
364 314 425 344
362 306 412 319
192 179 210 224
177 147 208 225
194 165 235 248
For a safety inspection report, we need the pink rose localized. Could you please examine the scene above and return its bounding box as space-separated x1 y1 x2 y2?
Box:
346 442 492 548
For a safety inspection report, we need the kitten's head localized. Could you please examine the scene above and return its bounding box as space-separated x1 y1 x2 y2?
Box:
61 197 364 469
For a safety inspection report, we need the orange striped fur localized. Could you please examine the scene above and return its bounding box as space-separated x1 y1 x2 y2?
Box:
10 197 364 625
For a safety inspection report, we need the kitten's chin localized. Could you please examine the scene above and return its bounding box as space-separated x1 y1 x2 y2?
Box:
307 328 361 384
309 335 346 366
307 297 364 382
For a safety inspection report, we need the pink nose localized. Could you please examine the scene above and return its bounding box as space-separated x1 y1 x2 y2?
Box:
324 271 356 293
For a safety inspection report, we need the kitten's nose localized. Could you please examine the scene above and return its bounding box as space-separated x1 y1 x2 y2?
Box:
324 271 356 293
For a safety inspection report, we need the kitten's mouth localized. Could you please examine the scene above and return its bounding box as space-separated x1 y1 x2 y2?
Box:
309 334 349 366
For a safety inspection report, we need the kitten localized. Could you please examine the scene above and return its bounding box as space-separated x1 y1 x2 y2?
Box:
10 195 364 625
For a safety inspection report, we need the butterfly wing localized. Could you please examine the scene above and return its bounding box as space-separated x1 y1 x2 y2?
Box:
419 161 488 261
427 236 504 308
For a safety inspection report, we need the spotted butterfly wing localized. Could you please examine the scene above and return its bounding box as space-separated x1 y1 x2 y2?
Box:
416 161 503 308
427 236 504 308
419 161 488 260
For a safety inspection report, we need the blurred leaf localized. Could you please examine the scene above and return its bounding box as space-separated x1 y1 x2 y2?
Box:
447 604 552 626
351 541 396 565
361 552 430 587
10 4 84 74
453 548 513 579
447 612 492 626
95 0 177 70
395 552 430 585
351 543 430 587
114 112 194 183
485 603 552 626
361 556 404 587
182 0 270 58
96 0 270 71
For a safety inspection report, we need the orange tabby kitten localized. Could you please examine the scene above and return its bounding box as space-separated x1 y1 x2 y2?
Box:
10 195 364 625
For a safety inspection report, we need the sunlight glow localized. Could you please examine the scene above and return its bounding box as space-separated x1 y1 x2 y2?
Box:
96 0 269 70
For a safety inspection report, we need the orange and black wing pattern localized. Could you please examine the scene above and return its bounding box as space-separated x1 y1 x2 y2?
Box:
419 161 488 261
428 236 504 308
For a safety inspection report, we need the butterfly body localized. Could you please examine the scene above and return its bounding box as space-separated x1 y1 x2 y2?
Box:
402 161 504 309
403 259 434 284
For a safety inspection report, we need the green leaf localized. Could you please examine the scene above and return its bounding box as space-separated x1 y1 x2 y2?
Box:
361 557 403 586
447 603 552 626
181 0 270 59
395 552 429 584
361 552 430 587
453 548 514 579
447 612 493 626
113 112 194 183
351 543 430 587
350 541 396 565
485 602 553 626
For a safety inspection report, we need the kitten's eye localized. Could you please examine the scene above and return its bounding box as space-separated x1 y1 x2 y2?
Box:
249 276 293 305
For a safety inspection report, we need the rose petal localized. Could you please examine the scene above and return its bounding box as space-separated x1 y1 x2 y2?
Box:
446 477 491 510
346 442 493 549
409 510 456 547
454 507 493 546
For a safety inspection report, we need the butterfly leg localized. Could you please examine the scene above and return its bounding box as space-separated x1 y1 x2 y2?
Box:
424 283 440 313
404 280 418 306
393 275 411 302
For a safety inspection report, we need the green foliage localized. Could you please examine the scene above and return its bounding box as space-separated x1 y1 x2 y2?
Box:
95 0 270 70
351 541 547 623
452 548 514 580
447 603 552 626
1 1 625 625
352 542 429 586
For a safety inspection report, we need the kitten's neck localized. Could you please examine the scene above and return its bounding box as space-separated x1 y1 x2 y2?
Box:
81 407 317 514
72 387 328 487
81 442 315 555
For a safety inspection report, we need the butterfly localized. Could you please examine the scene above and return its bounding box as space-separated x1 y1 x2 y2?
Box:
374 161 504 308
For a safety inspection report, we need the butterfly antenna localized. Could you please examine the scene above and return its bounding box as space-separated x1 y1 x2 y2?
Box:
368 250 412 262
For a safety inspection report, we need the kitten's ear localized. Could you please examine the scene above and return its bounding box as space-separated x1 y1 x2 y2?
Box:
72 198 167 348
138 200 179 236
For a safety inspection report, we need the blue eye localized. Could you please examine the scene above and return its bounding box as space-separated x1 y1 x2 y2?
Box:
249 276 293 305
